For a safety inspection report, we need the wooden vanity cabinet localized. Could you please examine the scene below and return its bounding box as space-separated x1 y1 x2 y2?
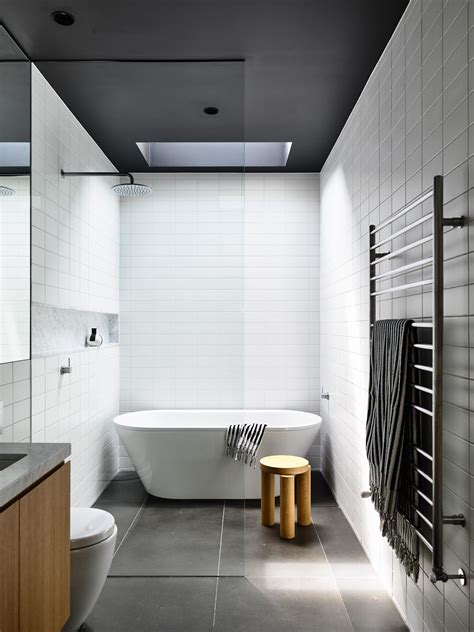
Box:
0 462 70 632
0 501 19 632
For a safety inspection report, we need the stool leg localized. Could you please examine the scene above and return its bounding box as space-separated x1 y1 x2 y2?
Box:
261 470 275 526
280 475 295 539
297 466 312 526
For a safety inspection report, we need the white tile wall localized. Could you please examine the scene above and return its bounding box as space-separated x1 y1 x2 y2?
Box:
0 176 30 363
120 173 320 469
320 1 473 631
30 66 121 505
0 360 31 443
31 347 119 507
244 173 321 466
31 66 120 315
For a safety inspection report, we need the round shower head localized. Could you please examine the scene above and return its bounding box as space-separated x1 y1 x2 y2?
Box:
112 182 152 197
0 185 15 196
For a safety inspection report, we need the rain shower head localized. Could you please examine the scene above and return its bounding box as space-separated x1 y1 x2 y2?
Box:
111 181 152 197
0 185 15 196
0 172 28 196
60 170 152 197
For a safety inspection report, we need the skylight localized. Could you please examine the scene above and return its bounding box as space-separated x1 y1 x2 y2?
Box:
0 143 30 167
136 142 292 167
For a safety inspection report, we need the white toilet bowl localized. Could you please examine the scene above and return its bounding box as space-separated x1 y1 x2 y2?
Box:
62 507 117 632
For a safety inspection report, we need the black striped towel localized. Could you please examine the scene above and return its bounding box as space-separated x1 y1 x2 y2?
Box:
225 423 267 468
366 319 419 581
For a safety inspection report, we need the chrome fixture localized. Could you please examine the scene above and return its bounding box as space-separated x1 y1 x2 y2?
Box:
60 358 72 375
321 389 330 401
0 172 30 197
60 170 152 197
86 328 103 348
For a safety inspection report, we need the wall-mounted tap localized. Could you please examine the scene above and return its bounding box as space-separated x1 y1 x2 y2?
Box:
321 389 330 401
60 358 72 375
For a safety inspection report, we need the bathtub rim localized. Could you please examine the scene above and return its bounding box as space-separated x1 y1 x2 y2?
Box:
114 409 322 433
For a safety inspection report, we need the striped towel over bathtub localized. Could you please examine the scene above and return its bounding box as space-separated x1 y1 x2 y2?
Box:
225 423 267 468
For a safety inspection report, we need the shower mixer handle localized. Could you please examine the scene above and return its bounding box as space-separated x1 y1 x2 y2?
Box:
60 358 72 375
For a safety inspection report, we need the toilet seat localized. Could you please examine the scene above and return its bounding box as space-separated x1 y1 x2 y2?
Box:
70 507 116 550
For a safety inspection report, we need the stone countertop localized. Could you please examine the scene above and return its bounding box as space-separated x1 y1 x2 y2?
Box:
0 443 70 508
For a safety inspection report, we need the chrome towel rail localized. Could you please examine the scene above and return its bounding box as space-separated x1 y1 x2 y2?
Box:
370 258 433 281
371 213 433 249
370 190 434 234
367 175 466 585
370 279 433 296
370 235 433 265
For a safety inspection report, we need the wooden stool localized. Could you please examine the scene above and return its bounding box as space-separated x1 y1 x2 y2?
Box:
260 455 311 539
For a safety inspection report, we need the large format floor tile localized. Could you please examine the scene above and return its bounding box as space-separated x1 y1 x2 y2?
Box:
95 471 147 506
313 506 376 578
110 497 225 576
84 577 216 632
87 471 409 632
242 501 332 578
336 578 409 632
219 500 245 577
93 501 142 551
213 577 354 632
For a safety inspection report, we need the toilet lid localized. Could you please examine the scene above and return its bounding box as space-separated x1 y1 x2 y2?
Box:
70 507 116 550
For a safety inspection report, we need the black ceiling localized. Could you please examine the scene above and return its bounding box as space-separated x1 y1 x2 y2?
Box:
0 1 409 172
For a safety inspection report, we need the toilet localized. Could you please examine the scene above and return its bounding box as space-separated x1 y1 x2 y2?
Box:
62 508 117 632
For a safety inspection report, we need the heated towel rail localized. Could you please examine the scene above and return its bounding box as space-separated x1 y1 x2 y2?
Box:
368 175 466 585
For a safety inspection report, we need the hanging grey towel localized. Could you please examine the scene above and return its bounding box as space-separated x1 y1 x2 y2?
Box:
225 423 267 467
366 319 419 581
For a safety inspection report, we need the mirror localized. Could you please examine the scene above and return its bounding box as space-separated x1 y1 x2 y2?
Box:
0 26 30 363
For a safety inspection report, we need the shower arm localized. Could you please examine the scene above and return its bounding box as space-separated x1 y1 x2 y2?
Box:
60 169 135 184
0 171 30 177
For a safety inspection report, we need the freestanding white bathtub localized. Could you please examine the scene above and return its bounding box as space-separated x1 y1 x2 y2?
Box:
114 409 321 499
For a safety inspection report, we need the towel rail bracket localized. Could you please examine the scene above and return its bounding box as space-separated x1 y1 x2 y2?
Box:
430 566 466 586
442 513 466 526
443 216 465 228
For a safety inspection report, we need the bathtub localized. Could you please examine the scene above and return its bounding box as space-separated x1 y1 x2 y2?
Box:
114 409 321 499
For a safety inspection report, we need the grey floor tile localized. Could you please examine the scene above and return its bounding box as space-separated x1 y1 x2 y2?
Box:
219 500 245 577
95 472 147 506
337 577 409 632
243 502 332 578
84 577 216 632
92 501 141 551
110 498 224 576
313 506 376 578
312 470 338 506
213 577 354 632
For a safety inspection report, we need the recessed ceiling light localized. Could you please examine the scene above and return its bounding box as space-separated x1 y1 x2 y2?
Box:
203 106 219 116
51 10 75 26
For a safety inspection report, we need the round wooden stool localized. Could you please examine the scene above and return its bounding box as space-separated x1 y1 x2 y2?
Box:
259 455 312 539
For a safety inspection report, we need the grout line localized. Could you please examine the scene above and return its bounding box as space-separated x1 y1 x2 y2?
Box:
311 509 356 632
112 494 148 558
212 501 226 629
